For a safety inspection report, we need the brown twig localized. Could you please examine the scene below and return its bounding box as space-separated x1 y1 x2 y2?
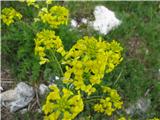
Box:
35 87 41 109
144 84 154 97
30 99 37 111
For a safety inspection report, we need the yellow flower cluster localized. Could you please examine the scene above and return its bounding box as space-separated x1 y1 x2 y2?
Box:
46 0 52 4
1 7 22 26
63 36 123 95
34 29 65 64
105 40 123 73
19 0 39 8
43 85 84 120
94 86 123 116
38 6 69 28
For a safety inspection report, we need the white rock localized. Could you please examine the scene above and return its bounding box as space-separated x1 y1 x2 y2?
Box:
1 82 35 112
0 86 3 91
90 5 121 35
39 84 49 96
55 76 60 80
81 18 88 24
71 19 78 28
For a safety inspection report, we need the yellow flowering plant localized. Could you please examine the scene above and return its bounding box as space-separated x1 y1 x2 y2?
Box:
31 2 124 119
1 7 22 26
40 35 124 119
38 34 124 117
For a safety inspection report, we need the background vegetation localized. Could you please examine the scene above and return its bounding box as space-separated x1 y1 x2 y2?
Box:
1 1 160 120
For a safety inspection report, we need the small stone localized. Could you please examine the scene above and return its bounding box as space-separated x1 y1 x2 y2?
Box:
0 86 4 91
39 84 49 96
36 108 42 113
1 82 35 112
125 97 151 115
81 18 88 24
16 82 34 97
19 108 28 114
71 19 78 28
125 105 136 115
136 98 151 112
55 76 60 80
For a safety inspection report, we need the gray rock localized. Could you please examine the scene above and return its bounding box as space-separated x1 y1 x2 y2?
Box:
16 82 34 97
1 82 35 112
1 89 17 102
36 108 42 113
136 98 151 112
125 97 151 115
0 86 3 91
39 84 49 96
19 108 28 114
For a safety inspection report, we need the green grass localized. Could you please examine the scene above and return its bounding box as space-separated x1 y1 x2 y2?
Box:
1 1 160 119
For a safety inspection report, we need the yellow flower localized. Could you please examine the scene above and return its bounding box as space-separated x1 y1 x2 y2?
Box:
49 84 59 92
43 85 84 120
62 111 72 120
94 97 115 116
1 7 22 26
34 29 65 65
42 102 55 115
47 91 60 101
84 85 96 96
35 46 45 56
39 57 49 65
26 0 36 5
73 80 85 90
44 110 60 120
94 86 123 116
38 6 69 28
63 36 123 95
94 104 104 112
24 0 39 8
62 88 73 99
90 75 101 85
46 0 52 4
102 86 112 93
114 101 123 109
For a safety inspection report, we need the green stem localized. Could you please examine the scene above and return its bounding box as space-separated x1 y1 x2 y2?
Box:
85 98 101 103
84 96 104 103
49 50 64 77
113 69 123 86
